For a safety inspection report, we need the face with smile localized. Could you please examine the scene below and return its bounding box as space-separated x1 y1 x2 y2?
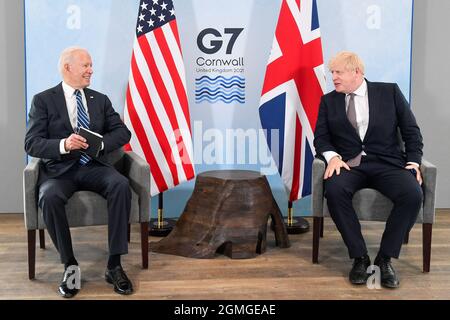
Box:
63 50 93 89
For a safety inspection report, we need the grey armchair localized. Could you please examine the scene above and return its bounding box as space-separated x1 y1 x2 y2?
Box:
23 149 150 279
311 157 437 273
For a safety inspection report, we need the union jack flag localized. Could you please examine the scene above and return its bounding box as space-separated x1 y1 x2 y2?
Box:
124 0 195 196
259 0 326 201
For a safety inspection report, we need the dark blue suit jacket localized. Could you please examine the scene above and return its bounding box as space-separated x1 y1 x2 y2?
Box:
25 83 131 183
314 80 423 168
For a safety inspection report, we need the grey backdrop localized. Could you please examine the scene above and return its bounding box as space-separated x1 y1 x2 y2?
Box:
0 0 25 213
0 0 448 213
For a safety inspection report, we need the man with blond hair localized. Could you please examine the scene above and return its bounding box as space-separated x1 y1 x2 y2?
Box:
314 51 423 288
25 47 133 298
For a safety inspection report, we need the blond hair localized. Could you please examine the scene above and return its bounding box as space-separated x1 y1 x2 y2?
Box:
328 51 365 74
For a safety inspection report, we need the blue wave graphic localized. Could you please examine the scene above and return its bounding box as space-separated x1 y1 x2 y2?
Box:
195 87 245 95
195 93 245 100
195 81 245 87
196 82 245 89
195 97 245 104
195 76 245 86
196 75 244 82
195 76 246 104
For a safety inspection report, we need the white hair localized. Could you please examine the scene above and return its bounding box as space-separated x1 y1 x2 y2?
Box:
58 46 88 75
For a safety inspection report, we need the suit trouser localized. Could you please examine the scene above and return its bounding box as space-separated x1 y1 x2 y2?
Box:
38 161 131 264
324 155 423 259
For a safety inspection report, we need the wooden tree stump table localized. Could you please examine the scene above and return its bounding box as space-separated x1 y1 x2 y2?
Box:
150 170 290 259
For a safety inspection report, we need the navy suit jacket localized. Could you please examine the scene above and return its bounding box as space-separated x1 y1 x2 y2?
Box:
25 83 131 183
313 80 423 168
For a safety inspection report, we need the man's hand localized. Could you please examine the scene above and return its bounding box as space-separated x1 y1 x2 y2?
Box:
64 134 89 152
405 163 423 185
324 156 351 179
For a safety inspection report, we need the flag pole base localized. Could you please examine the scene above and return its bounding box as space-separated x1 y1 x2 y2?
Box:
271 216 310 234
284 216 310 234
149 218 177 237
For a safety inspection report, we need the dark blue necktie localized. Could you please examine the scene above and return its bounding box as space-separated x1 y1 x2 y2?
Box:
75 89 91 165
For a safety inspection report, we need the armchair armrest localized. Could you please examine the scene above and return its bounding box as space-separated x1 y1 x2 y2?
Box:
312 157 326 217
23 158 40 230
420 159 437 224
123 151 150 222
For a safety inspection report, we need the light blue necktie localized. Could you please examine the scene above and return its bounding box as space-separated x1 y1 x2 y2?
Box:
75 89 92 165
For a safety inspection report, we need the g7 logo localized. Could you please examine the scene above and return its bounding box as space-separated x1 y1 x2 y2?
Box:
197 28 244 54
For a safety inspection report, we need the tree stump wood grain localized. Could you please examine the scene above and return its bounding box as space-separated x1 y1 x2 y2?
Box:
150 170 290 259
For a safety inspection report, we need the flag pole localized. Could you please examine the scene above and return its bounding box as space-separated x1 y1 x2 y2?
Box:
149 192 177 237
284 201 309 234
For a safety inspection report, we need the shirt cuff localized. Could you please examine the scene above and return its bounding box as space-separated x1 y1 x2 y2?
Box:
323 151 341 164
60 139 70 154
101 142 104 151
407 162 420 168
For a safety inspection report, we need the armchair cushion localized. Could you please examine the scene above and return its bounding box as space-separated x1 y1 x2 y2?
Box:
23 149 150 231
23 158 40 230
312 157 436 224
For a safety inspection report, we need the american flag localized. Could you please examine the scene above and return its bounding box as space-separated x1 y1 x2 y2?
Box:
259 0 326 201
124 0 195 196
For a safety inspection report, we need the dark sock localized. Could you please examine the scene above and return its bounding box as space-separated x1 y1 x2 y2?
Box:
355 254 369 260
64 256 79 270
107 254 121 269
376 253 391 262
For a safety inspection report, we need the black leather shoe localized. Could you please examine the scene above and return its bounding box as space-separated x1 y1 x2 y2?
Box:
105 266 134 295
374 256 400 289
349 255 371 285
58 265 81 298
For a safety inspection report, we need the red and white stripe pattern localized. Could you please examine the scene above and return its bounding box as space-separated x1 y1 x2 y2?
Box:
124 0 195 196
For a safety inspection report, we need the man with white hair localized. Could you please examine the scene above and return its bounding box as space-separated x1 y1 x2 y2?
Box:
25 47 133 298
314 51 424 288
